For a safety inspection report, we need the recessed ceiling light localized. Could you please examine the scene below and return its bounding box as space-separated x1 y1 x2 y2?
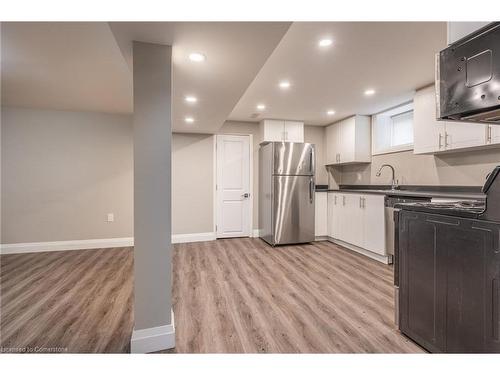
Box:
185 117 195 123
318 39 333 47
256 104 266 110
189 52 206 62
185 96 197 103
364 89 376 96
327 110 336 115
279 81 291 89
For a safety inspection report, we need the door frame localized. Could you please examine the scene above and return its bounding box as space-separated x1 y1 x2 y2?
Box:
214 134 254 238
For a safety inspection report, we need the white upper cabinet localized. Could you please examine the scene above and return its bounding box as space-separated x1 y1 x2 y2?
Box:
488 125 500 145
284 121 304 142
325 115 371 165
326 123 340 165
413 86 445 154
260 119 304 143
261 119 285 142
445 121 486 150
413 85 487 154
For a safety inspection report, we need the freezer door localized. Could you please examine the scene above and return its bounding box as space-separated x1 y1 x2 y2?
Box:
272 175 315 244
273 142 315 176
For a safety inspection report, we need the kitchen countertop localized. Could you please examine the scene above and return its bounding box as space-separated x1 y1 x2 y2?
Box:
315 184 329 192
324 184 485 200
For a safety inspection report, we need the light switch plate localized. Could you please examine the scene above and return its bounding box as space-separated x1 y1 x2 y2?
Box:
107 213 114 222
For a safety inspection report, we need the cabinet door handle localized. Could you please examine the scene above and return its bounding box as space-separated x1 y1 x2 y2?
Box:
438 133 443 149
488 126 492 143
342 196 346 206
334 195 337 205
363 197 366 208
359 196 362 208
444 131 449 147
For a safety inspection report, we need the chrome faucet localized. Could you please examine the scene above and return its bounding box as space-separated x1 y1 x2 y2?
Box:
376 164 399 190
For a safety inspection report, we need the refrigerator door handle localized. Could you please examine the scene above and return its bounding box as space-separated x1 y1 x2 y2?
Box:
309 177 314 204
309 147 315 174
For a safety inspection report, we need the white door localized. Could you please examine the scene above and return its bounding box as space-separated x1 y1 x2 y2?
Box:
444 121 486 150
216 135 251 238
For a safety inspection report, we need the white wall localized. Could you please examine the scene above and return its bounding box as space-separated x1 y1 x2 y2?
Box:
1 107 133 244
171 133 214 234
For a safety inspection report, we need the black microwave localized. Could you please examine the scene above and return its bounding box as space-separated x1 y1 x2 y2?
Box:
437 22 500 124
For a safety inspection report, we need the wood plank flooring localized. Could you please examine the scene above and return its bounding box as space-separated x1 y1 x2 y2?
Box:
0 247 134 353
0 238 424 353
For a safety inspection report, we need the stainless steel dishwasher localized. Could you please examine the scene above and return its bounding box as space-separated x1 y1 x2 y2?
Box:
385 195 431 257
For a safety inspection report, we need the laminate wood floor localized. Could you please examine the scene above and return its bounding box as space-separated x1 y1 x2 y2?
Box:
0 238 424 353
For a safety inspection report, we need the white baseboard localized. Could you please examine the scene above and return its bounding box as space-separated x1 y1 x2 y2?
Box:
1 230 262 255
171 232 216 244
314 235 329 241
0 237 134 255
252 229 261 238
131 310 175 353
328 237 393 265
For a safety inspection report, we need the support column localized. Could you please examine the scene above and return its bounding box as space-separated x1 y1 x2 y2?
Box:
130 41 174 353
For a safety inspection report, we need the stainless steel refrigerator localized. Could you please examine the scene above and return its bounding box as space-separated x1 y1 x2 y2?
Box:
259 142 315 246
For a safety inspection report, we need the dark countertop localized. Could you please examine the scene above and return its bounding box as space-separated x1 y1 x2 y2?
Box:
325 184 485 200
315 184 329 192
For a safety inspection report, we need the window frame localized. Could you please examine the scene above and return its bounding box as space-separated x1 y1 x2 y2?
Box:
371 101 414 156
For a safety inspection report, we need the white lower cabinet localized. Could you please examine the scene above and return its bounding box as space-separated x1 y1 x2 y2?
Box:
362 194 386 255
314 192 328 237
327 192 387 257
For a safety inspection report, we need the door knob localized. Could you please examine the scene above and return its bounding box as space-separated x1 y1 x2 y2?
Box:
242 193 250 198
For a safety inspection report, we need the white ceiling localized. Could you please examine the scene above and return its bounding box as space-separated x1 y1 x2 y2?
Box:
108 22 291 133
1 22 447 133
1 22 291 133
229 22 447 125
1 22 132 114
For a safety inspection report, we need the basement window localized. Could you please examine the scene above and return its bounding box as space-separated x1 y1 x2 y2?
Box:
372 102 414 155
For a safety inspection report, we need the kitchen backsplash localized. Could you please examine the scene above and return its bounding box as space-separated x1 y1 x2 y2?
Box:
328 147 500 188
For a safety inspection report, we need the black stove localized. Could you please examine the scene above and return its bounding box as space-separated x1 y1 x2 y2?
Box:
395 166 500 221
396 199 485 218
394 165 500 353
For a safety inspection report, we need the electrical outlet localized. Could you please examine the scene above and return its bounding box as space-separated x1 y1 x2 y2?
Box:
107 213 114 222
